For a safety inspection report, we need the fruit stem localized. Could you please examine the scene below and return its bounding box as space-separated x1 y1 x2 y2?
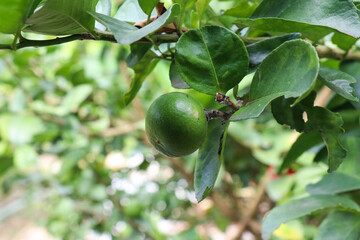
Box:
215 92 239 112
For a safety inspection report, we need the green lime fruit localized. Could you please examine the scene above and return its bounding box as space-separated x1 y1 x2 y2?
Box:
146 92 208 157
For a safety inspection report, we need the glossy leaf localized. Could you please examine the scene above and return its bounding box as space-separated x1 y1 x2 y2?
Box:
307 172 360 195
340 61 360 110
247 33 301 69
169 61 190 89
138 0 159 16
175 26 249 95
318 67 358 102
236 18 333 41
305 107 346 172
231 39 319 121
195 119 229 202
123 51 159 106
262 195 360 240
279 131 323 173
25 0 99 35
249 0 360 39
315 211 360 240
89 4 180 45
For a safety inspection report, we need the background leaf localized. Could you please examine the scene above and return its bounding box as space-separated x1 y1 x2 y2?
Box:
318 67 358 102
175 26 249 95
95 0 111 30
307 172 360 195
195 119 229 202
231 39 319 121
340 61 360 110
14 144 38 170
262 195 360 240
89 4 180 45
25 0 99 35
315 211 360 240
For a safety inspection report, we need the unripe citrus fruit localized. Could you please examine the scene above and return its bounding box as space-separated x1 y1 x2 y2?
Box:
145 92 208 157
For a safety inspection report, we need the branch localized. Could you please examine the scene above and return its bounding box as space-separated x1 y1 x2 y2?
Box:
0 32 180 50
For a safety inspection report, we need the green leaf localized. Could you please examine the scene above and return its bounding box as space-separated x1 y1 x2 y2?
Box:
340 61 360 110
0 114 45 145
89 4 180 45
279 131 323 173
0 0 42 34
271 92 316 132
315 211 360 240
332 32 357 51
262 195 360 240
236 18 334 41
169 61 190 89
223 0 261 18
231 39 319 121
247 33 301 69
307 172 360 195
14 144 38 170
195 119 229 202
318 66 358 102
126 43 153 68
25 0 99 35
138 0 159 16
196 0 211 26
123 51 159 106
337 136 360 177
305 107 347 172
175 26 249 95
249 0 360 39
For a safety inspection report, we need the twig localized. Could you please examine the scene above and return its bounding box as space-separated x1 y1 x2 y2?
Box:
231 173 271 240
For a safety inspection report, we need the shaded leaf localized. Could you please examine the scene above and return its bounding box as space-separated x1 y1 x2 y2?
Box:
337 136 360 177
315 211 360 240
123 51 159 106
279 131 323 173
318 66 358 102
25 0 99 35
248 0 360 40
195 119 229 202
169 61 190 89
307 172 360 195
196 0 211 26
271 92 316 132
175 26 249 95
126 43 153 68
89 4 180 45
231 39 319 121
247 32 301 69
305 107 346 172
262 195 360 240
